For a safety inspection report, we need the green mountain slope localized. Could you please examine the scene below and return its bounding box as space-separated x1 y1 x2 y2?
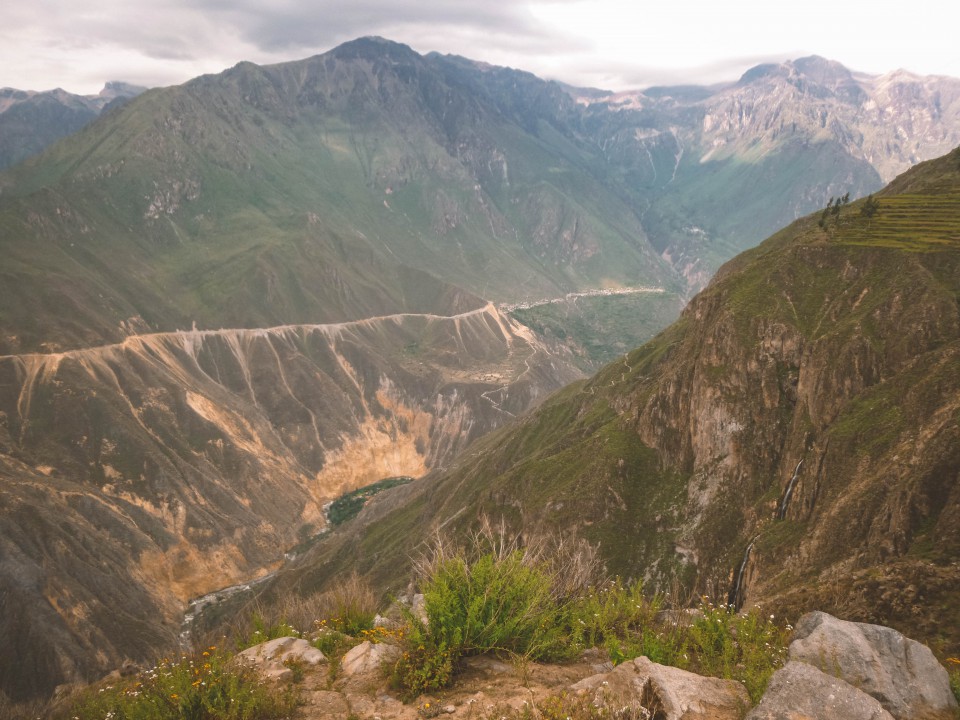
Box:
0 37 678 356
268 146 960 658
0 83 144 171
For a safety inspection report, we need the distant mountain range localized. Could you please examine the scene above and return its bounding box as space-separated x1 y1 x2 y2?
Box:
566 54 960 287
0 82 145 170
1 38 959 702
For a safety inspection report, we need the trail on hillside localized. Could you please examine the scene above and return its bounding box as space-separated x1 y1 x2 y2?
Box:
0 302 498 363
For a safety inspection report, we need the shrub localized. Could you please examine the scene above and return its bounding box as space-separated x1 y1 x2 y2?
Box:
389 634 455 701
315 571 378 636
234 611 301 651
565 578 659 651
685 602 790 703
391 522 580 698
64 647 298 720
391 548 567 698
421 550 564 658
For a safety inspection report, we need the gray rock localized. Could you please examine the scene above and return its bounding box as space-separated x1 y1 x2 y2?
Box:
789 611 958 720
572 656 751 720
340 640 401 676
233 636 326 681
746 661 894 720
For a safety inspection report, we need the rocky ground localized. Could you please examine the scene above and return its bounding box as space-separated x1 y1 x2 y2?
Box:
233 613 958 720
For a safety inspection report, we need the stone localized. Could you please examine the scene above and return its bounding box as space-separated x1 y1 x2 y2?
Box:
234 636 326 681
789 611 959 720
571 656 751 720
340 640 401 676
746 661 894 720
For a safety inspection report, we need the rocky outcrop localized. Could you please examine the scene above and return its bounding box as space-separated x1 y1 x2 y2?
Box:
788 612 959 720
234 637 326 681
572 656 751 720
746 661 894 720
340 641 401 677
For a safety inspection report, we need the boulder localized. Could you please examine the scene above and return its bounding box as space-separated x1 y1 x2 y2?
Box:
234 637 325 681
789 611 958 720
340 641 401 677
746 661 894 720
571 656 751 720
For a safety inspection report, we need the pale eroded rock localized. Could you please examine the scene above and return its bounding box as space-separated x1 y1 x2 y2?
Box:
234 636 325 681
788 611 958 720
340 641 401 677
571 656 750 720
746 661 894 720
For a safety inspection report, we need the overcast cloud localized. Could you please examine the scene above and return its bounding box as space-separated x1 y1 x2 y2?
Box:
2 0 958 95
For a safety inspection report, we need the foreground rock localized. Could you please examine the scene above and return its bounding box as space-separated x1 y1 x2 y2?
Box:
572 656 751 720
234 637 326 681
789 612 959 720
340 641 401 677
746 661 894 720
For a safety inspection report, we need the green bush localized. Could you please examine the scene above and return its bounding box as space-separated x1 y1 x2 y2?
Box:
391 546 570 697
565 579 659 651
422 550 565 658
389 633 455 701
686 602 790 703
65 647 298 720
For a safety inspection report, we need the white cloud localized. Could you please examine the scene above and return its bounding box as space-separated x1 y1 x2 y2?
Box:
1 0 958 94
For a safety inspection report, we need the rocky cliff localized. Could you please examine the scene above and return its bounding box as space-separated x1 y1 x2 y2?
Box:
0 304 581 700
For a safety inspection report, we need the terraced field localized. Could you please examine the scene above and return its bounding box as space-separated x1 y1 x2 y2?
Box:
837 190 960 250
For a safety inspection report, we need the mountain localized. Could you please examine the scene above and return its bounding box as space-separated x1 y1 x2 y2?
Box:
0 303 582 701
262 145 960 665
566 55 960 288
1 37 959 701
0 82 145 170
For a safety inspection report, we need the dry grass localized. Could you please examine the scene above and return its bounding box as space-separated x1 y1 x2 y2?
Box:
412 515 604 603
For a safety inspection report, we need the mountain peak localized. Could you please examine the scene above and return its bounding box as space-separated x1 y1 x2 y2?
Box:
737 55 854 88
791 55 854 84
330 35 420 62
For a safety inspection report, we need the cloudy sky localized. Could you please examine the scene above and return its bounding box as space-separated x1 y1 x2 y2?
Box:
3 0 959 95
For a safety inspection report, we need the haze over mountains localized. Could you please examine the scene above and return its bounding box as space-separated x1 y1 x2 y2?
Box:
0 36 959 703
0 82 145 171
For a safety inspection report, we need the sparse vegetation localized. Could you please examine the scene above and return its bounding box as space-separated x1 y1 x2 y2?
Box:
314 570 379 636
947 657 960 704
327 477 415 527
389 523 790 703
234 612 302 651
63 647 299 720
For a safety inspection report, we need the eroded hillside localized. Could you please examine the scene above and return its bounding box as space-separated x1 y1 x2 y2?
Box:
0 303 581 700
265 147 960 661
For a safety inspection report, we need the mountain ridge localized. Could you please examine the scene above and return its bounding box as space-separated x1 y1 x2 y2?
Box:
256 145 960 666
